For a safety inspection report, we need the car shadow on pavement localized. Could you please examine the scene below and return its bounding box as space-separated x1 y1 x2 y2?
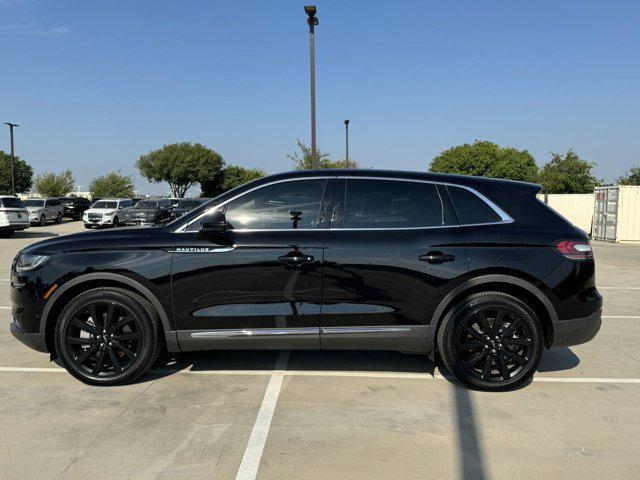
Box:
536 347 580 372
149 349 437 378
12 231 59 239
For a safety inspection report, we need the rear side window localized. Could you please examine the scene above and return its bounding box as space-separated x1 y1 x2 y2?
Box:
343 179 449 228
447 186 502 225
48 198 61 206
0 197 25 208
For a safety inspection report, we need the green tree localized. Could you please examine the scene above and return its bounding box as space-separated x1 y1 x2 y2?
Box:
617 166 640 186
0 151 33 195
34 170 74 197
287 139 334 169
429 140 539 182
539 150 600 193
201 165 265 197
89 171 136 198
332 158 359 169
136 142 224 197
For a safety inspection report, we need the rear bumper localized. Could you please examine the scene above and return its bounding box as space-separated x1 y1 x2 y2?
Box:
10 322 48 353
551 309 602 347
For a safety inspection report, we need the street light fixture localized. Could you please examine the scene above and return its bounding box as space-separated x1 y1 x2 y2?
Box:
344 119 350 167
305 5 318 167
4 122 19 196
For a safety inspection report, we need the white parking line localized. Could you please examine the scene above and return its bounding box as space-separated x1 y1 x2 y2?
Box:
2 365 640 385
599 287 640 290
235 350 290 480
602 315 640 319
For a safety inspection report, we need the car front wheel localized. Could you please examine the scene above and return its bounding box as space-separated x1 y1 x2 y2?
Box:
54 287 162 386
437 291 543 391
55 211 62 223
39 215 46 226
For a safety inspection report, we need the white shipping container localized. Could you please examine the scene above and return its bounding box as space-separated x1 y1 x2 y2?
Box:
593 185 640 243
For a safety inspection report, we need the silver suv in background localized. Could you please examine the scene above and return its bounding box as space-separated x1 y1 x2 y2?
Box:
82 198 133 228
23 198 64 226
0 196 29 237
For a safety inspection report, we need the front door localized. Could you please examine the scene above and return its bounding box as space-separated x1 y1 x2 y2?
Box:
321 178 469 352
171 178 332 351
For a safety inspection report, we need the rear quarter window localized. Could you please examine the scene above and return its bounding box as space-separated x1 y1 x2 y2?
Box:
447 186 503 225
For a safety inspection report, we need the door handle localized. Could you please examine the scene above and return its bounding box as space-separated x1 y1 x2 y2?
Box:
278 253 315 266
419 251 455 264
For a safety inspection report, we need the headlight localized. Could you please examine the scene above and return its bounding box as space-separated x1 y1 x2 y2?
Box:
16 254 52 272
148 213 155 220
104 212 113 217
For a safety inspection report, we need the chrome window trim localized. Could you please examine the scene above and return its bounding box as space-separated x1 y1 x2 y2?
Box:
173 175 513 233
190 327 318 338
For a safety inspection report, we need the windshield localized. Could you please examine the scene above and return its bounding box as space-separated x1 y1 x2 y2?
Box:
23 199 45 207
0 197 25 208
134 200 159 209
92 201 118 209
59 197 74 204
177 199 202 209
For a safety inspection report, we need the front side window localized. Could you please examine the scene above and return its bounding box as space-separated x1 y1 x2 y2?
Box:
342 179 448 229
222 179 327 230
447 186 503 225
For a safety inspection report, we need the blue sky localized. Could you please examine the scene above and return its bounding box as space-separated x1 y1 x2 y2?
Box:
1 0 639 194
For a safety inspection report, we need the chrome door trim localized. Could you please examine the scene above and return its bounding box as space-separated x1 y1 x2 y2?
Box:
321 326 413 334
190 327 319 338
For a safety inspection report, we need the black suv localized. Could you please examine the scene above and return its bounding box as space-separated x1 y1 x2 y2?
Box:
10 170 602 390
59 197 91 220
125 198 173 226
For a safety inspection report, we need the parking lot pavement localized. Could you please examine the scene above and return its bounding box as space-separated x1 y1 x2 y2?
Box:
1 225 640 479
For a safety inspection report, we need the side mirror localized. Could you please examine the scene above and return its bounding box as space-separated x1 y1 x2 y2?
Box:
199 211 227 234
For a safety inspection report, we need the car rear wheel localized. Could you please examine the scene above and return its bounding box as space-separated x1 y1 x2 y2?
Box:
54 287 162 386
437 292 543 391
0 230 14 238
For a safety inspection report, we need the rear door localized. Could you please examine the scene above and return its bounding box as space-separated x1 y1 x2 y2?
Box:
321 178 469 352
171 177 333 351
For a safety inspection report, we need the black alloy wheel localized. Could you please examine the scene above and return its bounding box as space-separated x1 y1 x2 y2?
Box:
40 214 46 226
437 292 543 391
55 287 161 385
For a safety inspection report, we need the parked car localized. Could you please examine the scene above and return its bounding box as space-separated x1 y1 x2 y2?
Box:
125 198 173 225
0 196 29 237
59 197 91 220
82 198 133 229
171 198 211 219
23 198 64 226
10 170 602 389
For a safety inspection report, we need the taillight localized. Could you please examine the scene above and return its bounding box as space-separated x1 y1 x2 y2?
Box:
555 240 593 260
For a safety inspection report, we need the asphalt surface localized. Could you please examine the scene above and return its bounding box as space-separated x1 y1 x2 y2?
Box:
1 220 639 480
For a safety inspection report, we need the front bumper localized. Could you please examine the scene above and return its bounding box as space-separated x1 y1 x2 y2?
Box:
10 322 48 353
552 309 602 347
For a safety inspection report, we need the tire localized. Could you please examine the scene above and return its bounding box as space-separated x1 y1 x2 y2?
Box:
437 292 544 391
113 216 119 228
54 287 162 386
55 211 62 224
0 230 14 238
39 215 46 226
84 224 93 229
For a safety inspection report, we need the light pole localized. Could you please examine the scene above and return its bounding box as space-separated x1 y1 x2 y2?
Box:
344 119 350 167
305 5 318 167
4 122 19 196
